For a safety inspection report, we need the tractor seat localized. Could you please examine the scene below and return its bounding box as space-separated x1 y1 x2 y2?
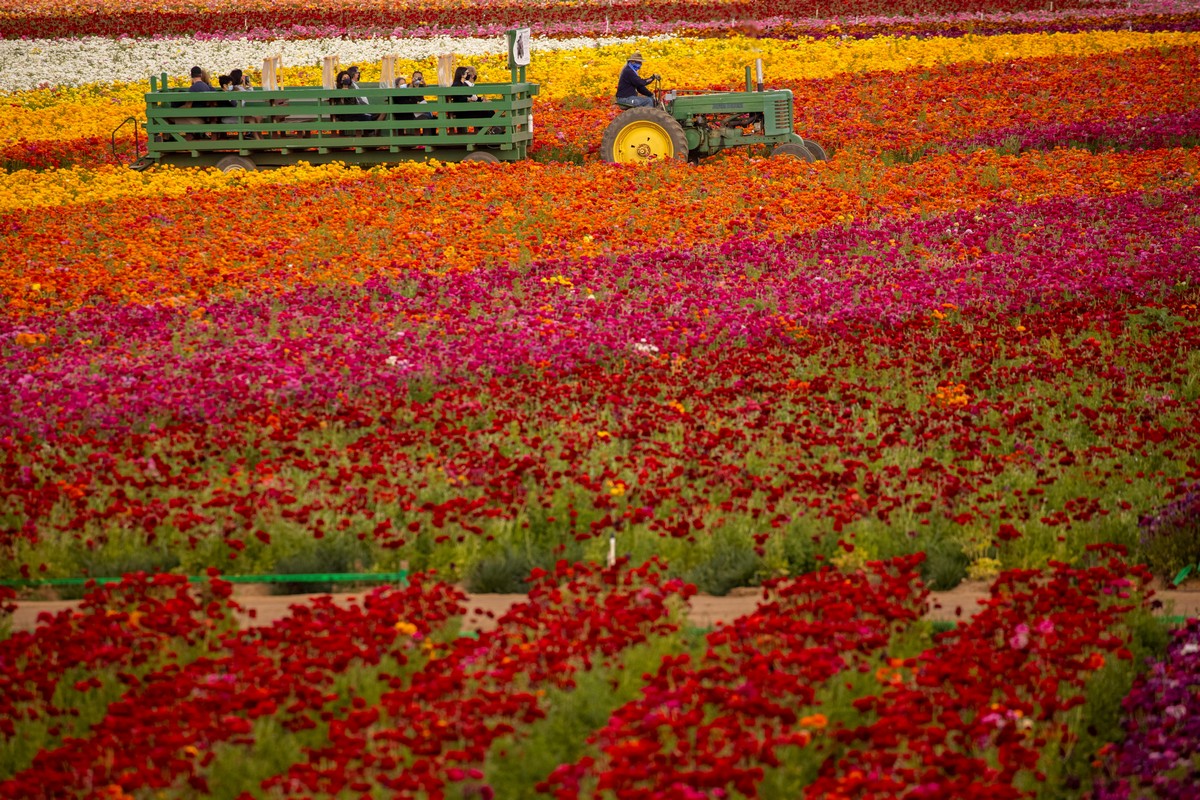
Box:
614 98 639 110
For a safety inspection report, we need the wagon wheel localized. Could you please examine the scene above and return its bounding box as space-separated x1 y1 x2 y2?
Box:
601 107 688 164
215 155 256 172
802 139 829 161
462 151 500 163
771 143 814 162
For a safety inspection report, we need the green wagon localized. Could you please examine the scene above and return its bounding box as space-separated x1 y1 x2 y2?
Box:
132 29 538 171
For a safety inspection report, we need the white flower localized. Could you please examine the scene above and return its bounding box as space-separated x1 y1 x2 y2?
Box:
630 339 659 355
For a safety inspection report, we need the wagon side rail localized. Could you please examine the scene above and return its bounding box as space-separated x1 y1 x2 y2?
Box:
143 75 539 164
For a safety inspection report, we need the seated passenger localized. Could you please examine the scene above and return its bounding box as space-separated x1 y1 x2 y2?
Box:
218 75 238 125
449 66 493 133
172 65 218 139
332 70 374 134
392 74 425 133
410 72 434 125
228 68 262 138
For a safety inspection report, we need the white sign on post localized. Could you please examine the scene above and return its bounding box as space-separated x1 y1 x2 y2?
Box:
510 28 531 67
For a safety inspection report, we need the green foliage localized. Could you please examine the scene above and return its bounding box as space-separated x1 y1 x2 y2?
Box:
1037 608 1170 799
483 631 697 796
531 146 585 165
879 143 938 165
269 531 374 594
684 545 760 595
760 619 934 794
1137 484 1200 584
996 134 1024 156
203 717 305 800
464 545 538 593
201 643 439 798
920 538 970 591
1 665 127 778
57 535 181 600
1 631 223 779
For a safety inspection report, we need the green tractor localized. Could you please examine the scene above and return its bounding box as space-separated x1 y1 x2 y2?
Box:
601 60 826 165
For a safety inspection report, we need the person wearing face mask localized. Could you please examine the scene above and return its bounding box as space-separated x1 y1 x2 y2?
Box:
393 73 425 134
615 52 659 107
449 65 493 133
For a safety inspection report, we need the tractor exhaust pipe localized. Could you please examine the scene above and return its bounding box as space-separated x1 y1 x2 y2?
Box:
756 59 764 92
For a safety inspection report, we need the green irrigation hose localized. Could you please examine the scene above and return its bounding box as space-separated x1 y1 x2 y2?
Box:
0 571 408 588
929 615 1194 634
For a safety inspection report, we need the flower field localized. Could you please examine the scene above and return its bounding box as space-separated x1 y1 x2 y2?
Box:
2 0 1200 796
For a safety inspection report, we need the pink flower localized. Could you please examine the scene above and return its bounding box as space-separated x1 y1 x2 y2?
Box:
1008 623 1030 650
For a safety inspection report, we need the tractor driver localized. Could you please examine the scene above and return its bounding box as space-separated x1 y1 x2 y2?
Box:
615 52 659 108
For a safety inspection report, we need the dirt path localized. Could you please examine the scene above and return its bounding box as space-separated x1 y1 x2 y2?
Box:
10 581 1200 634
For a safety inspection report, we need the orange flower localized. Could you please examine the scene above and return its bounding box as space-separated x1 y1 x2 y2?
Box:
800 713 828 729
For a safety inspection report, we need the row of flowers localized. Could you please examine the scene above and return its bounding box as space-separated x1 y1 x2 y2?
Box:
548 551 1158 799
808 550 1157 798
0 572 238 764
3 32 1196 173
11 27 1200 117
2 182 1196 585
1092 618 1200 799
0 0 1183 39
1 8 1194 798
0 554 1164 797
4 28 1196 124
4 146 1196 309
2 560 690 797
0 31 664 92
541 554 930 797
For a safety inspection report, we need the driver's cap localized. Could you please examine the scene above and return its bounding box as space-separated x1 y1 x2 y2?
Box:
628 52 643 64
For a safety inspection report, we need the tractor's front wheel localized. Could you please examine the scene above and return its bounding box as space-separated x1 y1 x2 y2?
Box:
771 143 814 162
462 151 500 163
601 107 688 165
802 139 829 161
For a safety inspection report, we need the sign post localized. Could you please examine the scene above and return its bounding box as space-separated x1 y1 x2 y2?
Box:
507 27 531 83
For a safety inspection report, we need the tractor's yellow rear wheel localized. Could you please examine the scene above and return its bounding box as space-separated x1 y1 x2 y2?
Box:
601 107 688 164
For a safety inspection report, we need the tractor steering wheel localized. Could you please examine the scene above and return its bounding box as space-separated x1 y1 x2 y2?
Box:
647 74 667 108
